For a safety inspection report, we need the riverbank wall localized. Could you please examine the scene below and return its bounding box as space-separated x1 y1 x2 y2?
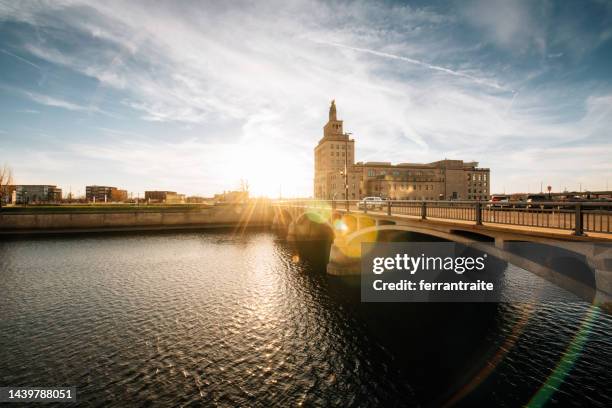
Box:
0 203 274 234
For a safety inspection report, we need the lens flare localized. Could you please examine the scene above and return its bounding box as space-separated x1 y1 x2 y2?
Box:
334 219 348 233
305 210 329 224
527 305 600 408
335 216 380 259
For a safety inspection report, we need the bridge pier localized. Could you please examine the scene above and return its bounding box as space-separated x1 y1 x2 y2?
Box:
494 237 506 250
588 252 612 309
283 209 336 243
286 220 333 242
327 236 361 276
271 208 293 237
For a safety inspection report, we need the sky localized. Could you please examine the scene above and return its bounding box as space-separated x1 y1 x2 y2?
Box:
0 0 611 197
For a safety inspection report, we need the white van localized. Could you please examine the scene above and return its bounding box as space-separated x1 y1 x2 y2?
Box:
358 196 385 210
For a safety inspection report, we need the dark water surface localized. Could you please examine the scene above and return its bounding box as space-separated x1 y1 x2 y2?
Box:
0 230 610 407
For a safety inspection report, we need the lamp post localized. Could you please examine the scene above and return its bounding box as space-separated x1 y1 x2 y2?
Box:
344 132 352 211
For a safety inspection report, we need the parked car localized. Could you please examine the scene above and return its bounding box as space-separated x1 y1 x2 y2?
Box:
526 194 550 208
560 195 585 202
358 196 385 210
487 194 510 208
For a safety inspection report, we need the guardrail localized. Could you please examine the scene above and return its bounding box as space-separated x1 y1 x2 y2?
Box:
273 199 612 236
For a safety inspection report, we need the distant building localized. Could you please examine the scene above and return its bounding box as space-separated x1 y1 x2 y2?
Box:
15 185 62 204
314 101 490 200
111 189 128 202
145 191 185 204
165 193 185 204
213 191 249 203
86 186 128 203
186 196 211 204
1 184 16 204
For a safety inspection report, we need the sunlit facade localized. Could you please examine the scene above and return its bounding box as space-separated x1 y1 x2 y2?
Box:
314 101 490 200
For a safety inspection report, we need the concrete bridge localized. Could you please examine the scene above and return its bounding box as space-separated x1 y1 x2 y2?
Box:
272 199 612 310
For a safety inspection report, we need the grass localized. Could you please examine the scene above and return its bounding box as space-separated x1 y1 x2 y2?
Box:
0 204 212 213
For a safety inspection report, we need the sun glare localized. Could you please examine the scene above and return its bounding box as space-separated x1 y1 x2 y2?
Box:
226 143 306 198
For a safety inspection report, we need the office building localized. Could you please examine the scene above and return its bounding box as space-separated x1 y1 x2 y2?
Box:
15 185 62 204
314 101 490 200
144 191 185 204
86 186 128 203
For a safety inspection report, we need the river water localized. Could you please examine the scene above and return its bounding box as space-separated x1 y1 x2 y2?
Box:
0 230 610 407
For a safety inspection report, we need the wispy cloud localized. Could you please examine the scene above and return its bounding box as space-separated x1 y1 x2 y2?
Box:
311 40 511 92
1 48 41 69
23 90 91 112
0 0 611 195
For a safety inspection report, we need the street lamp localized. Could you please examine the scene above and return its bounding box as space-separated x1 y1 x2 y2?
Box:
344 132 352 211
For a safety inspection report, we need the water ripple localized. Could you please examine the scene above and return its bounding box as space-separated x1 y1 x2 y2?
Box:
0 231 609 407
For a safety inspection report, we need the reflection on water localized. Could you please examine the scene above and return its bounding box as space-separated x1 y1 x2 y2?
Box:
0 230 610 407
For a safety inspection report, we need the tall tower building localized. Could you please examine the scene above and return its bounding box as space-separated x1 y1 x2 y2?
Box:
313 100 490 201
314 100 356 199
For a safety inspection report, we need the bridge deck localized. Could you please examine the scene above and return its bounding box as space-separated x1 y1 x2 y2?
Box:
337 209 612 241
323 207 612 242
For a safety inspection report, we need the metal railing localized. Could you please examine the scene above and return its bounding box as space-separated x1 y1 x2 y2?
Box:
273 199 612 236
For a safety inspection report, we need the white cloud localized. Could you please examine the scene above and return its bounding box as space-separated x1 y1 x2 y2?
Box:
22 90 89 111
2 0 611 195
461 0 547 54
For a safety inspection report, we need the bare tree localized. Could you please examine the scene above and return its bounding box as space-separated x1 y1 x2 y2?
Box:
0 164 14 209
240 178 249 193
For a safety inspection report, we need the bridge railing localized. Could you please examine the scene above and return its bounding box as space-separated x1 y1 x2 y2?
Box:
272 199 612 236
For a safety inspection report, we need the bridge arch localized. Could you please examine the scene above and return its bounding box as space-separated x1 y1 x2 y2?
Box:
273 202 611 307
345 224 477 249
273 207 294 228
287 210 335 242
449 229 495 242
330 224 601 305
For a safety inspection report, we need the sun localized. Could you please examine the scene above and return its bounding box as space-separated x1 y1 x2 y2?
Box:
225 143 308 198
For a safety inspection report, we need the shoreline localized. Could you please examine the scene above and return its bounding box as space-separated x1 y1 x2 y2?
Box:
0 222 272 236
